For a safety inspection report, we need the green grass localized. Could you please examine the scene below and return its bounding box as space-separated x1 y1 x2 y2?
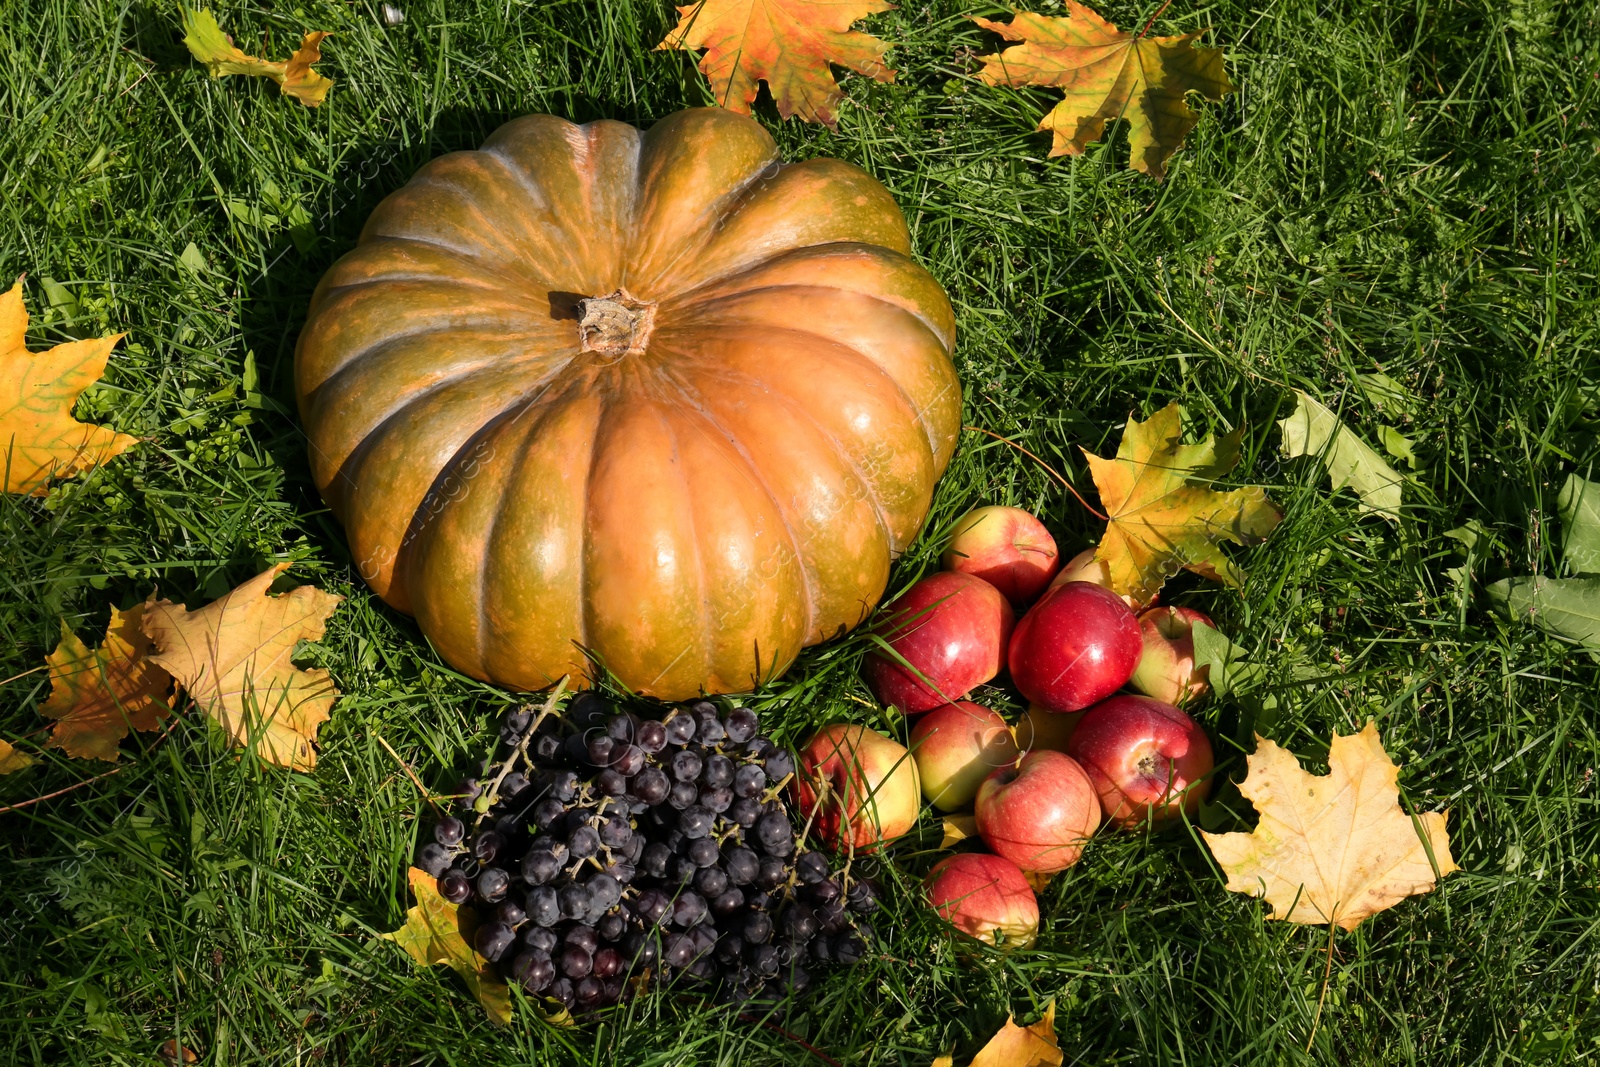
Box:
3 0 1600 1062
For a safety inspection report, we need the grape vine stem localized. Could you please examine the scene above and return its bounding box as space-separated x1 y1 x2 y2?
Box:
375 731 441 813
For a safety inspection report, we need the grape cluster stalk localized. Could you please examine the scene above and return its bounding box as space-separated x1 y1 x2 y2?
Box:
417 692 879 1013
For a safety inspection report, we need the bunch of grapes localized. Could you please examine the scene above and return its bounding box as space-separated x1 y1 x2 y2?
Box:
415 693 879 1014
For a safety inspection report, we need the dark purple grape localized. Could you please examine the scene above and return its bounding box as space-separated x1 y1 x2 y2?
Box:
433 816 466 848
457 778 482 805
558 883 591 920
696 866 729 898
691 923 718 954
756 856 787 890
691 701 719 721
564 925 599 954
438 869 472 904
698 786 733 813
623 833 645 862
532 798 565 830
834 931 867 965
522 850 560 885
475 920 516 961
635 888 671 926
716 932 745 964
599 816 632 848
640 842 670 878
696 717 726 745
523 925 558 953
807 878 842 906
725 847 759 885
499 771 530 799
816 901 847 934
593 947 623 978
687 837 720 868
527 886 560 926
847 880 879 915
745 889 775 912
611 744 645 776
668 781 698 810
561 945 594 978
576 974 604 1004
711 888 745 916
672 856 699 884
743 911 773 943
606 714 635 742
587 734 616 767
680 806 715 839
664 933 695 969
472 831 506 863
729 797 762 826
418 842 451 876
624 930 660 968
500 709 532 743
733 763 767 798
547 770 579 802
724 707 758 743
597 912 627 942
596 769 628 796
496 900 527 927
811 937 834 963
522 953 556 992
780 964 811 993
569 825 600 859
763 749 795 781
632 767 670 806
664 714 696 746
746 943 779 977
781 904 819 941
671 750 703 782
795 851 829 885
535 734 563 761
587 873 623 910
672 892 707 927
636 720 668 753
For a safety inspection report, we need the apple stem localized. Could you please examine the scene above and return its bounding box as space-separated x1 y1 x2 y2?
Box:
962 426 1110 522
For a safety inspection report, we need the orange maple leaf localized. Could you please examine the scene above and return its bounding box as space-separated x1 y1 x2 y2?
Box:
0 278 137 495
931 1000 1062 1067
972 5 1232 178
657 0 896 126
1084 403 1281 607
141 563 343 771
181 7 333 108
39 605 173 761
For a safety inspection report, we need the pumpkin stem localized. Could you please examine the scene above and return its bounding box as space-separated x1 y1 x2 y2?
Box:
577 289 657 357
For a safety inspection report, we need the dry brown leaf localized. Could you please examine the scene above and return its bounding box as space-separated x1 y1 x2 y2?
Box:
972 5 1232 178
1201 722 1459 929
0 738 34 774
1084 402 1282 607
967 1000 1062 1067
382 866 512 1025
141 563 342 771
39 605 172 761
657 0 895 126
0 278 137 496
940 813 980 848
181 7 333 107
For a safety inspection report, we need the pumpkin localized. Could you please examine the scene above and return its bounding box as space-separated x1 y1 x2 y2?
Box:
295 108 960 699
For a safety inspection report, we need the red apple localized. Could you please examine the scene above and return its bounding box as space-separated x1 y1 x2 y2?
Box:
1067 695 1214 829
925 853 1039 950
863 572 1014 714
974 750 1100 872
941 505 1060 607
909 701 1020 812
1007 581 1141 713
1128 606 1213 706
793 724 921 851
1013 703 1082 755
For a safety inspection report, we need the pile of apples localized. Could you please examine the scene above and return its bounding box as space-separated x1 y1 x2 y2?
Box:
868 506 1218 949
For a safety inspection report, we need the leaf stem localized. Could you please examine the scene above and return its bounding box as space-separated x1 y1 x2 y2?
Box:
962 425 1109 521
1135 0 1174 41
1306 922 1336 1051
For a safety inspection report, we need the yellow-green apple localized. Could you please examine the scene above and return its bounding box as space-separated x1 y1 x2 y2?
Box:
974 750 1100 872
925 853 1038 949
863 572 1014 714
1008 581 1141 713
793 724 921 851
1066 695 1214 828
1128 606 1213 706
941 505 1060 607
909 701 1020 812
1049 547 1138 606
1014 703 1082 754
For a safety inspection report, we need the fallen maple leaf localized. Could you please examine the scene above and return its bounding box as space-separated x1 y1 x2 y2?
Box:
972 5 1232 178
181 7 333 108
0 738 34 774
1084 403 1281 607
0 278 137 496
657 0 895 126
1278 390 1403 517
383 866 513 1025
941 813 980 848
1201 722 1459 929
141 563 342 771
933 1000 1061 1067
39 605 173 761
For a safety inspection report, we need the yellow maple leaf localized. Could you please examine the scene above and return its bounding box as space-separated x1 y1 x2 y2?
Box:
657 0 896 127
934 1000 1061 1067
940 813 980 849
1201 722 1459 930
181 7 333 108
141 563 342 771
0 738 35 774
0 278 137 496
383 866 513 1025
1083 402 1281 607
39 605 173 761
972 5 1233 178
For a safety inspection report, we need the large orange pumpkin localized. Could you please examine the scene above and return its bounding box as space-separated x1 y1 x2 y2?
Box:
295 108 961 698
